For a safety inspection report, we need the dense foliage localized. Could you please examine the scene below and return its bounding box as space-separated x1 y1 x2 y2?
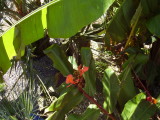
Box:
0 0 160 119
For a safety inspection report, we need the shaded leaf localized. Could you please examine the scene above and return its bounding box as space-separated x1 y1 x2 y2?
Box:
102 67 120 113
118 66 137 109
44 44 73 76
140 0 160 17
105 0 139 43
123 54 149 70
125 2 142 48
146 14 160 37
81 47 96 96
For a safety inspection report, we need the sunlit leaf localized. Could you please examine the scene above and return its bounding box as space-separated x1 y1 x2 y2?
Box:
47 0 115 38
0 0 115 75
67 104 100 120
68 56 78 70
45 87 83 120
121 93 157 120
102 67 120 113
45 93 67 113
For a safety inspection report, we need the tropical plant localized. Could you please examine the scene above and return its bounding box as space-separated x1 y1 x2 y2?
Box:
0 0 160 119
0 81 43 120
43 45 159 120
0 0 115 80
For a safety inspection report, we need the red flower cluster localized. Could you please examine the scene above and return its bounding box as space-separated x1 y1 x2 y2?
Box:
66 65 89 88
146 96 158 104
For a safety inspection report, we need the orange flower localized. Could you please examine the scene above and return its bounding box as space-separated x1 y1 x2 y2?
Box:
66 65 89 87
66 74 76 84
152 98 158 104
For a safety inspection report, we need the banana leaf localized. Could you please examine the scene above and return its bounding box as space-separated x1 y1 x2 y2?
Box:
0 0 115 74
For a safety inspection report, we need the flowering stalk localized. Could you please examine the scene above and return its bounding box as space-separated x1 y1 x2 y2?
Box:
133 70 151 96
132 69 158 104
66 65 116 120
78 86 116 120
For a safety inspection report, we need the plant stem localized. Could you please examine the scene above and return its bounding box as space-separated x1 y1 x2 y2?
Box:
132 69 151 97
78 87 116 120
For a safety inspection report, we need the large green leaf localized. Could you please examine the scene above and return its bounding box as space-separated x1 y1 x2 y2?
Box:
118 66 137 109
44 44 73 76
47 0 115 38
67 104 100 120
122 53 149 72
121 93 157 120
46 87 83 120
146 14 160 37
102 67 120 113
0 37 11 73
0 0 115 75
140 0 160 17
105 0 139 43
81 47 96 96
45 92 67 113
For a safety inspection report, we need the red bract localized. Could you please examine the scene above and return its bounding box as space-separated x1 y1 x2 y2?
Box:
146 96 158 104
146 96 152 102
66 65 89 87
78 65 89 76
